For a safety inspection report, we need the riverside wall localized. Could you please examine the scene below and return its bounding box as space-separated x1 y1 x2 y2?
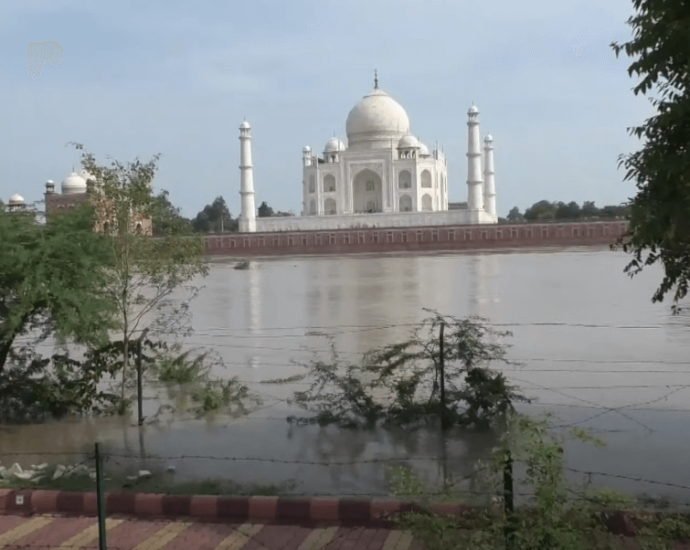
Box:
203 220 629 257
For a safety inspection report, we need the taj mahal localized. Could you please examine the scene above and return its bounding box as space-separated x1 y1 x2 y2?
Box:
238 74 498 233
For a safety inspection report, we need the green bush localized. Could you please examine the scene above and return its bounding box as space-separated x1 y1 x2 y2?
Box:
267 311 528 431
389 413 681 550
191 377 254 415
151 344 209 384
143 343 261 419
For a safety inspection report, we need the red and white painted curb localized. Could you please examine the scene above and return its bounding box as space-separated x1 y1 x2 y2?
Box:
0 489 472 527
0 488 666 536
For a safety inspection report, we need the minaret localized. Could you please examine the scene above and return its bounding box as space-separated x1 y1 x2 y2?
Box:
302 146 312 167
239 120 256 233
483 135 496 218
466 105 484 210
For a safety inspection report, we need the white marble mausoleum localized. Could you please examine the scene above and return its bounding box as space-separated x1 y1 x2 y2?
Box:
238 75 498 233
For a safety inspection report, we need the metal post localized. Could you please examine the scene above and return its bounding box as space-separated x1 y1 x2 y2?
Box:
439 322 448 430
95 442 107 550
503 450 516 550
136 328 149 426
136 342 143 426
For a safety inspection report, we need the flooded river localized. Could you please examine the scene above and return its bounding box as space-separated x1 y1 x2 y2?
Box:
2 246 689 506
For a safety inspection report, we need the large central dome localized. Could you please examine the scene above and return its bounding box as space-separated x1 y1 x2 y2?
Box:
346 86 410 150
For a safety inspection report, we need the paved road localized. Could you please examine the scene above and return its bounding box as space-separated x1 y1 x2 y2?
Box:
0 514 426 549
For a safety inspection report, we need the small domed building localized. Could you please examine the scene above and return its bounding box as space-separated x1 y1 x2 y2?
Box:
43 168 153 235
6 193 26 212
44 170 93 215
237 73 498 233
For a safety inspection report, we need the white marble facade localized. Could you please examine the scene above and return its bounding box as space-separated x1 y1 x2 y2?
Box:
302 79 448 218
238 76 498 233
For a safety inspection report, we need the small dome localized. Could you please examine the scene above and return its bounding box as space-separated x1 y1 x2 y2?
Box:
303 145 311 152
45 179 55 187
397 135 419 149
324 137 346 153
8 193 25 205
77 169 95 182
62 172 87 194
485 134 493 142
418 143 430 156
468 105 479 114
240 120 250 129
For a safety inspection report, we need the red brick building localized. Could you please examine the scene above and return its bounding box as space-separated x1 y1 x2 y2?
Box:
44 171 152 235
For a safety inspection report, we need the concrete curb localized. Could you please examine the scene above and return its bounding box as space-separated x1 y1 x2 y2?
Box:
0 489 673 536
0 489 473 527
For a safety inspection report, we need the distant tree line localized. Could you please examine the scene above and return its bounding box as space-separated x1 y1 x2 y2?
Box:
504 201 631 223
151 196 292 236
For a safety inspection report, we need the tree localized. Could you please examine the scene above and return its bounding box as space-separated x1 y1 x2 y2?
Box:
581 201 599 219
0 203 125 420
192 196 235 233
73 144 209 402
267 310 528 430
524 200 557 221
0 203 115 375
555 201 581 220
601 204 628 219
257 201 274 218
152 190 193 237
612 1 690 313
507 207 524 222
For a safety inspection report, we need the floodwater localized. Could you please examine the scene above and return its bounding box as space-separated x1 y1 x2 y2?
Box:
2 246 690 507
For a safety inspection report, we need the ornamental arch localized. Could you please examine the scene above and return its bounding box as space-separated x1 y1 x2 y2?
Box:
399 194 413 212
398 170 412 189
421 170 432 188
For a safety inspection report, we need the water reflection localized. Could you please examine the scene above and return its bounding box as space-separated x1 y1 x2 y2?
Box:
469 255 483 317
244 262 261 370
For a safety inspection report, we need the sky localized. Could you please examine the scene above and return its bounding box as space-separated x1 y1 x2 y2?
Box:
0 0 654 219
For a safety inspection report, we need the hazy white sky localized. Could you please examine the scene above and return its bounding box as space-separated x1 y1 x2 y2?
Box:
0 0 653 218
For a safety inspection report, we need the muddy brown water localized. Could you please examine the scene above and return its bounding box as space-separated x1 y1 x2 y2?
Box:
2 246 689 507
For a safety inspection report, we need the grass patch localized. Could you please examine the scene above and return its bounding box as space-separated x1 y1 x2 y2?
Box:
1 462 297 497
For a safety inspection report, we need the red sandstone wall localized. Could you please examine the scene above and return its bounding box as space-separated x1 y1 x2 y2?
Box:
203 221 629 257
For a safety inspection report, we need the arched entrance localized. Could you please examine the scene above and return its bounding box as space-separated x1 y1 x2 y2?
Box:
421 169 432 188
323 174 336 193
324 198 337 215
398 170 412 189
352 169 382 213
